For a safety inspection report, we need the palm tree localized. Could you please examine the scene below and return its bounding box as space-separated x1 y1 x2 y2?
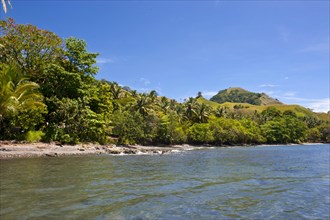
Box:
131 90 138 97
160 96 169 113
133 94 152 118
1 0 12 13
148 90 158 103
0 64 44 120
184 97 198 121
196 103 210 123
214 106 229 118
110 82 122 100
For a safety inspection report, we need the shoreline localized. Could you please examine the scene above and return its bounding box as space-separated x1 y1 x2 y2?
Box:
0 141 328 160
0 142 193 160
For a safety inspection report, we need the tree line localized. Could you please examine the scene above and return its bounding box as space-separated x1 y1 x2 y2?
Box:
1 19 329 145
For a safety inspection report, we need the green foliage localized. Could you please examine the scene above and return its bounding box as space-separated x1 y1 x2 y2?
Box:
209 117 251 145
318 124 330 143
188 123 213 144
0 64 45 118
40 64 84 99
0 18 63 76
261 116 307 143
112 111 145 145
44 97 106 144
305 128 321 143
210 88 262 105
25 130 45 143
62 37 99 77
210 87 282 106
157 114 187 144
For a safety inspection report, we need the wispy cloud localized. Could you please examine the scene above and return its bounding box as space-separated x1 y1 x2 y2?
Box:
140 78 151 85
298 42 329 53
259 84 279 88
96 57 114 64
305 98 330 113
283 91 296 97
202 91 218 98
257 89 329 112
284 77 289 80
264 91 275 95
282 96 330 113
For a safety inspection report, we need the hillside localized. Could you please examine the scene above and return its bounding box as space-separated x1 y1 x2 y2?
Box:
210 87 282 106
197 96 316 118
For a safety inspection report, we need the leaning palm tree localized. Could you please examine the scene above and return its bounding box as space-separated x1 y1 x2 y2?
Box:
0 64 44 120
196 103 211 123
1 0 12 13
184 97 198 121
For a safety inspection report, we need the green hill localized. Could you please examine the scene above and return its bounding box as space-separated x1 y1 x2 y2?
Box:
197 96 316 118
210 87 282 106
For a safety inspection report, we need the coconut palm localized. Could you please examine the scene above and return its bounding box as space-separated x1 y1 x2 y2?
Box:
184 97 198 121
0 64 44 119
110 82 122 100
214 106 229 118
160 96 169 113
196 103 211 123
148 90 158 103
133 94 152 118
1 0 12 13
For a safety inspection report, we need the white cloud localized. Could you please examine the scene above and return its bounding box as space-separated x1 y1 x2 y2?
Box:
284 77 289 80
305 98 330 113
259 84 279 88
96 57 114 64
202 91 218 98
282 96 330 113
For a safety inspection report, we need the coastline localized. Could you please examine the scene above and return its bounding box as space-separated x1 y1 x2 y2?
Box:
0 141 328 160
0 141 192 160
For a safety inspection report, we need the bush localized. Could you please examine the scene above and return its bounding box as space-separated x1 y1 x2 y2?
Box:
25 131 45 143
188 123 213 144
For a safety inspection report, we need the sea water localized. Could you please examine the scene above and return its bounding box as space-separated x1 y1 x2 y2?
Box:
0 144 329 219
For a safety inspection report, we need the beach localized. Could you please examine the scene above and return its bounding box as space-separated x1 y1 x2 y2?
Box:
0 141 190 159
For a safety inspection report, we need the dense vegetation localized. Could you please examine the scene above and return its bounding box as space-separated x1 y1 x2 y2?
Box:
210 87 282 106
1 19 329 145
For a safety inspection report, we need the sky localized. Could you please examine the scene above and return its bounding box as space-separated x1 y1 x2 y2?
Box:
1 0 329 112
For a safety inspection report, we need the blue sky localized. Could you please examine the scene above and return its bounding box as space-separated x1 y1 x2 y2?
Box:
1 1 329 112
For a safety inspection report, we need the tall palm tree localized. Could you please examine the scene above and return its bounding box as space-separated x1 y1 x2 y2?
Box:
1 0 12 13
160 96 169 113
196 103 210 123
148 90 158 103
184 97 198 121
0 65 44 119
110 82 122 100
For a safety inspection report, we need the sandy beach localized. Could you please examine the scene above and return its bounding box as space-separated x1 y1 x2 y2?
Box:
0 141 191 159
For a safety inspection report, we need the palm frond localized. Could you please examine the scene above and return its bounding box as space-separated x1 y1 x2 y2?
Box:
1 0 7 13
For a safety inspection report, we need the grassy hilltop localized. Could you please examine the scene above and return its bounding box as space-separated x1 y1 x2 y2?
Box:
210 87 282 106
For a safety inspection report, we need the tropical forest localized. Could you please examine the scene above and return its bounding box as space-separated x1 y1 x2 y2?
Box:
1 18 329 146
